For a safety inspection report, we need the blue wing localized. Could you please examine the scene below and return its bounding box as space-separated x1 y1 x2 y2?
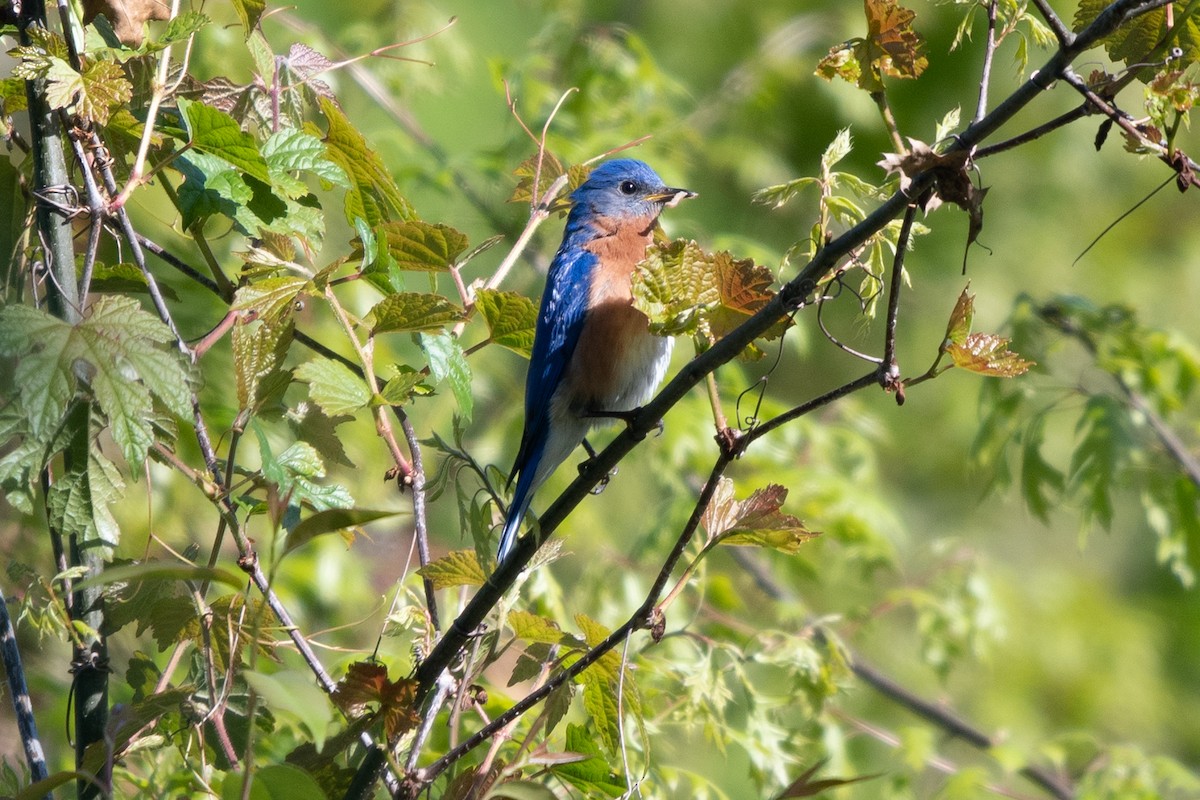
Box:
510 243 595 482
497 244 596 561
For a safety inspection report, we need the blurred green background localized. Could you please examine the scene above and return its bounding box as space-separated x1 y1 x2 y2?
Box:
5 1 1200 797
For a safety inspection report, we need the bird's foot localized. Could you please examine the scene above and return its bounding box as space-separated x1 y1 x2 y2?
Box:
583 407 665 439
580 455 619 494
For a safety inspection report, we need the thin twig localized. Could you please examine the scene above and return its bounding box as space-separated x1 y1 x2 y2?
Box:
406 2 1159 721
1029 0 1075 48
110 0 184 209
399 416 439 631
975 0 1000 122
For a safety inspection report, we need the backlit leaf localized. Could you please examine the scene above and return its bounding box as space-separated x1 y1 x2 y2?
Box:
317 98 414 226
508 610 570 645
356 219 469 273
475 289 538 357
369 293 466 334
946 333 1034 377
702 478 819 553
421 332 473 421
417 549 486 589
294 357 370 417
178 97 271 184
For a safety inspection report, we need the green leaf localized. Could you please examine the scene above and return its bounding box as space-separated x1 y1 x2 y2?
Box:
944 285 975 346
76 561 245 593
378 366 427 406
244 671 331 752
87 262 180 300
294 358 370 417
262 129 349 199
286 507 404 555
368 293 466 334
509 151 566 205
475 289 538 357
0 297 192 470
507 610 569 645
46 405 124 555
256 428 354 518
231 278 307 413
416 549 486 589
357 220 469 273
177 97 271 184
420 332 473 421
221 764 327 800
231 0 267 36
484 781 560 800
1020 415 1064 521
159 10 211 45
548 724 626 797
316 98 414 226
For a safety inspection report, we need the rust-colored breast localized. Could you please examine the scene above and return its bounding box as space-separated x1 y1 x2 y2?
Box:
566 214 658 409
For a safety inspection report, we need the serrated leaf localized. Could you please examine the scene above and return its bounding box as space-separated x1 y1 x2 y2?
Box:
294 357 370 417
368 293 466 334
510 151 566 205
946 333 1034 377
356 220 469 273
485 781 560 800
231 279 305 413
420 332 473 421
177 97 270 184
286 507 404 555
76 59 132 124
865 0 928 80
317 98 414 225
508 610 568 645
378 366 426 406
475 289 538 357
701 478 818 553
232 277 309 323
416 549 486 589
262 128 349 199
633 239 718 336
944 286 975 345
549 723 626 797
0 297 191 469
331 661 419 739
256 428 354 518
47 413 124 555
87 262 180 300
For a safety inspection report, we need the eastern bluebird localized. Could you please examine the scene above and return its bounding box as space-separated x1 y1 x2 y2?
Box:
497 158 695 563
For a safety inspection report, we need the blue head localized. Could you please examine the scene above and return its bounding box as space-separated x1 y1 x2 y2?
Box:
569 159 695 220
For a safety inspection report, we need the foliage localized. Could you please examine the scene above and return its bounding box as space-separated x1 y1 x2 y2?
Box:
2 1 1199 800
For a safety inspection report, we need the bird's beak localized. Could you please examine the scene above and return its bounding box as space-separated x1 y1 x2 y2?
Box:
647 187 697 207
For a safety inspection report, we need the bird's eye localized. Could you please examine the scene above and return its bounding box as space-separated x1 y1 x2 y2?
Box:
618 180 638 195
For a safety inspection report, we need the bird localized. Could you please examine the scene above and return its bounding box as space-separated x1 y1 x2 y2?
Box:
497 158 695 564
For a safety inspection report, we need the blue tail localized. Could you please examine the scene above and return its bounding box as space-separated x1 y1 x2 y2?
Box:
497 463 540 563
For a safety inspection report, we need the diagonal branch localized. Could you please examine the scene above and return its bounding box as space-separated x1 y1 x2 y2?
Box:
407 0 1182 742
